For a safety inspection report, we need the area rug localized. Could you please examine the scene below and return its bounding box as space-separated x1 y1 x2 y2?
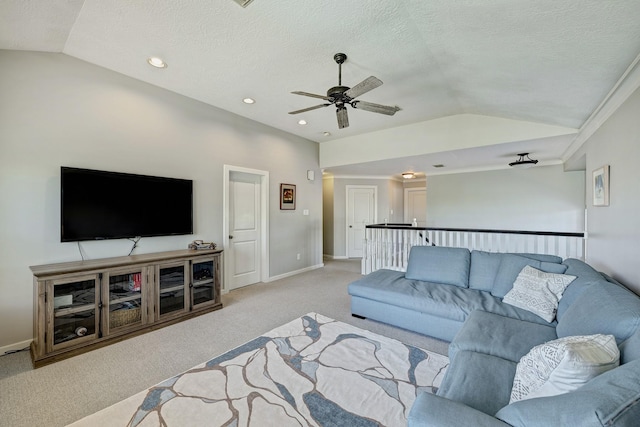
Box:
68 313 449 426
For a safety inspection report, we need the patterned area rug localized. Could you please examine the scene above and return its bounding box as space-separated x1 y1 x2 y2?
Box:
68 313 449 426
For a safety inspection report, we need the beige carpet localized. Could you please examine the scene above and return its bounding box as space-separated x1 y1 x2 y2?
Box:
0 259 448 427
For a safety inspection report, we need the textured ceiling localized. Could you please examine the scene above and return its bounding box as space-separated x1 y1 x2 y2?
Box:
2 1 640 176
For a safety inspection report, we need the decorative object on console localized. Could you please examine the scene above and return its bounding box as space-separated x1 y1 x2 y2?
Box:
509 153 539 168
188 240 217 250
510 334 620 403
280 183 296 210
593 165 610 206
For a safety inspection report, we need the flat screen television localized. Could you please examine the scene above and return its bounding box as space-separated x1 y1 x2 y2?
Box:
61 167 193 242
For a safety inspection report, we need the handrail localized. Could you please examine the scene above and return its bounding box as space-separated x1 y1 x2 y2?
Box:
362 225 586 274
366 224 585 238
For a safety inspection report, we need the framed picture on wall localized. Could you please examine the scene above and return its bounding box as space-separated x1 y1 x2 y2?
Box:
593 165 610 207
280 183 296 210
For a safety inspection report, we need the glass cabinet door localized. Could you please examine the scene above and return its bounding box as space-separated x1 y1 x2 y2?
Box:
103 268 146 334
157 262 188 319
47 274 99 352
191 258 216 308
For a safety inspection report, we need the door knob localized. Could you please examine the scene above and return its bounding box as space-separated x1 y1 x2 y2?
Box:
349 225 353 228
229 235 234 239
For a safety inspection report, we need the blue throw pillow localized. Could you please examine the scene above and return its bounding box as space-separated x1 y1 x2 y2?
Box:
405 246 471 288
491 254 568 298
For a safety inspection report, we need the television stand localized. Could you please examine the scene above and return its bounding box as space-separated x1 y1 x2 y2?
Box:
30 249 223 368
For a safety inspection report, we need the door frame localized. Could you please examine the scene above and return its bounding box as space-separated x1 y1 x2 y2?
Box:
345 185 377 258
404 186 427 225
223 165 269 293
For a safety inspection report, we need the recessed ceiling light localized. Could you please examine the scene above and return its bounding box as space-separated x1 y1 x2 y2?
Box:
298 119 307 125
323 132 331 137
402 172 415 179
243 98 255 104
147 57 167 68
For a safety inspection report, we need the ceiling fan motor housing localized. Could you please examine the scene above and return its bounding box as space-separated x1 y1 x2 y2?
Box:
327 86 351 104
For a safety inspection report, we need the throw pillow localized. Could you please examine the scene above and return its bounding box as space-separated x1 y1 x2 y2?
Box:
510 334 620 404
503 265 576 322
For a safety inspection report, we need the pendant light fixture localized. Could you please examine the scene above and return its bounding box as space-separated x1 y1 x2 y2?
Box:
509 153 538 168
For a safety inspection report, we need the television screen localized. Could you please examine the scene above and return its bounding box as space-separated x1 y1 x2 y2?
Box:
61 167 193 242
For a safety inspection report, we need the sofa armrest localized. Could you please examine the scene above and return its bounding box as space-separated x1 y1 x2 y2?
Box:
408 393 511 427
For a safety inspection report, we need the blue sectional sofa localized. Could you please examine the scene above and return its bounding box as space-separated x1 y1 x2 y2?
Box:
347 246 640 426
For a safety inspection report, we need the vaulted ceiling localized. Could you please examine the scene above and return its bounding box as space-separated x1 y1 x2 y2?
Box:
2 1 640 177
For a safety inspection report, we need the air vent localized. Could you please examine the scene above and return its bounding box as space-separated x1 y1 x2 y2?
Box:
232 0 254 7
433 164 445 168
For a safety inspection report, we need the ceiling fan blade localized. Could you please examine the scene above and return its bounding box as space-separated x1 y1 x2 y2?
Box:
291 91 331 101
288 104 330 115
336 106 349 129
344 76 383 99
352 100 401 116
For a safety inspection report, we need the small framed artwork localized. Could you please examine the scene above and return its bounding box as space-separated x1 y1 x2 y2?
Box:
593 165 610 206
280 183 296 210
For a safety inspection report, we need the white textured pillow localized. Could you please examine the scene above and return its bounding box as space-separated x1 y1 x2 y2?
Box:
510 334 620 403
503 265 576 322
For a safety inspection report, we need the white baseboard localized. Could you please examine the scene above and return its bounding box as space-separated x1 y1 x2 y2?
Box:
264 263 324 283
1 339 31 356
324 255 349 260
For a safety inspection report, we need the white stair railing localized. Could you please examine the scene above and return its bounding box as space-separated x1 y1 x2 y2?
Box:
362 225 585 275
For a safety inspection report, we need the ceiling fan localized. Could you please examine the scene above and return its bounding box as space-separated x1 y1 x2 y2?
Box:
288 53 401 129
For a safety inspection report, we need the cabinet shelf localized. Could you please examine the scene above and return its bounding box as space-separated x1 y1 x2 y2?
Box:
30 249 223 368
194 278 214 286
54 304 95 317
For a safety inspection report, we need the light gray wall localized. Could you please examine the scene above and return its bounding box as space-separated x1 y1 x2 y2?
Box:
426 165 585 232
322 176 334 256
329 177 404 258
0 51 322 349
576 86 640 294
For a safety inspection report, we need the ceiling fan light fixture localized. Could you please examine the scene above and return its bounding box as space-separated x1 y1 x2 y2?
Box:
402 172 415 179
509 153 539 168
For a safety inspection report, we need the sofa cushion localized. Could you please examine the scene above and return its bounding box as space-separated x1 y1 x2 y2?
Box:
405 246 471 288
502 266 576 322
513 253 563 263
438 350 516 416
449 311 557 363
557 258 608 320
620 329 640 364
496 358 640 427
349 271 556 326
469 251 504 292
510 334 620 403
556 280 640 362
469 251 563 292
409 393 512 427
491 254 568 298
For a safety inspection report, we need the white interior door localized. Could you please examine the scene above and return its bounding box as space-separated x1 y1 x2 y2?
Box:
404 187 427 227
228 172 261 290
346 186 376 258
